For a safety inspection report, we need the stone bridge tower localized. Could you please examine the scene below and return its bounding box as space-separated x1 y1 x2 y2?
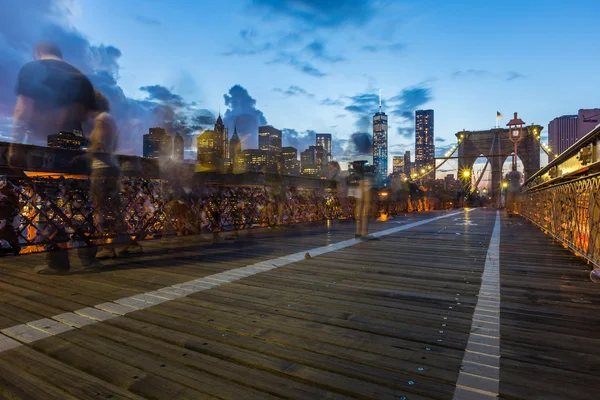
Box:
455 124 542 202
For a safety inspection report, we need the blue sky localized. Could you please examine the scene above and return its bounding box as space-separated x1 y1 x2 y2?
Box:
2 0 600 174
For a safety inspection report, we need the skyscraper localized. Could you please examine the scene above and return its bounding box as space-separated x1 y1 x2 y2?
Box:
229 125 243 172
316 133 332 164
143 127 172 159
548 109 600 160
404 151 411 176
392 156 405 175
373 99 388 185
300 145 325 176
258 125 282 153
196 129 222 172
214 114 229 160
282 146 300 176
415 110 434 172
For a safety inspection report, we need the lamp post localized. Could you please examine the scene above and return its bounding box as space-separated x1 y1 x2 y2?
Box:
506 112 525 171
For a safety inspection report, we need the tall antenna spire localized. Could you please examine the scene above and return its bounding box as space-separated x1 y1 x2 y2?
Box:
379 88 382 111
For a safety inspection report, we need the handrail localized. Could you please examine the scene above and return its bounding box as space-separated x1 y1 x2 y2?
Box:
525 123 600 186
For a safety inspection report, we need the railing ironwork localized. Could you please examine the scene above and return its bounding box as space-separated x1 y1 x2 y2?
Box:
0 173 444 256
520 123 600 267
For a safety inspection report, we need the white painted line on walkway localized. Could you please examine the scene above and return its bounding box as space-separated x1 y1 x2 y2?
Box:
0 210 464 353
453 211 501 400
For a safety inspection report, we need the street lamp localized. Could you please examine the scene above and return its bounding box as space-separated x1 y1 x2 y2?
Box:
506 112 525 171
462 170 471 179
502 181 508 189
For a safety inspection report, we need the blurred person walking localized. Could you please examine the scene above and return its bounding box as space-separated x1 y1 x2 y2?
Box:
88 91 142 260
11 42 99 274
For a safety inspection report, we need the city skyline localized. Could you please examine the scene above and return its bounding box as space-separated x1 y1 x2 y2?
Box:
1 1 599 174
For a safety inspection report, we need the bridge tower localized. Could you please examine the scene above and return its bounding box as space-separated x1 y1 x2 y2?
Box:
456 124 542 203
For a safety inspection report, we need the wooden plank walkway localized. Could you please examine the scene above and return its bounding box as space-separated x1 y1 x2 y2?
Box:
0 209 598 399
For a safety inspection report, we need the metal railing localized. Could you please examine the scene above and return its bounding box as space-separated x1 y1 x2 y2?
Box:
520 123 600 267
0 172 446 256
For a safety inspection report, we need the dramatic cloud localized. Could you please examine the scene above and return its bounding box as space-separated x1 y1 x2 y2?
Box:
273 85 315 98
250 0 377 28
140 85 186 108
362 43 405 54
389 85 433 121
268 52 326 77
0 0 206 155
223 84 268 148
349 132 373 155
304 40 344 63
506 71 526 81
452 69 489 78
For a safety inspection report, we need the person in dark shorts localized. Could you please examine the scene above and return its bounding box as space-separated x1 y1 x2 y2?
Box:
11 42 100 274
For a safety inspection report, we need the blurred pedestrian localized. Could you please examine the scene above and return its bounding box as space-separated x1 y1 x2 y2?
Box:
12 42 99 274
88 91 142 259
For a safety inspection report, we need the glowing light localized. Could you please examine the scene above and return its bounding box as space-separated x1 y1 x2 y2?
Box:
427 165 432 170
462 170 471 178
421 169 426 174
502 181 508 189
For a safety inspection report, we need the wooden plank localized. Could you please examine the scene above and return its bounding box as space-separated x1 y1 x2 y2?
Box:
109 314 433 400
0 346 145 400
28 333 212 399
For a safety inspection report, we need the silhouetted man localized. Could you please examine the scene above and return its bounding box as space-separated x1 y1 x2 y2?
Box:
11 42 96 165
12 42 99 274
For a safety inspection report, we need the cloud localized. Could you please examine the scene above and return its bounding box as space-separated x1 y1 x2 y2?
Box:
0 0 212 155
223 84 268 149
344 93 383 115
250 0 377 28
389 85 433 122
133 15 163 26
435 144 455 157
140 85 186 108
349 132 373 155
322 98 344 106
397 127 413 140
268 52 326 77
221 30 274 56
506 71 526 81
282 128 316 151
304 40 344 63
362 42 405 54
451 69 489 78
436 137 447 142
273 85 315 98
336 114 347 119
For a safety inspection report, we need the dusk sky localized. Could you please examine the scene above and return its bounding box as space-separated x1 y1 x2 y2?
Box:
1 0 599 174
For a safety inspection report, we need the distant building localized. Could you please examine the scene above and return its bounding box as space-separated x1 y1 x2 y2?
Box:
214 114 229 160
242 149 271 173
47 130 88 151
229 126 243 173
392 156 405 175
373 106 388 185
404 151 411 176
548 109 600 160
415 110 434 171
258 125 282 153
316 133 332 165
282 146 300 176
301 145 325 176
143 127 172 159
174 133 184 161
196 129 222 172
